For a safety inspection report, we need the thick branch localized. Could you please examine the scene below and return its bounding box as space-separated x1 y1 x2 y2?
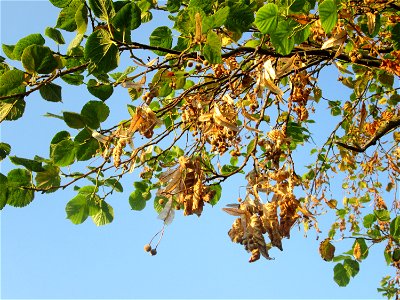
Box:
336 115 400 153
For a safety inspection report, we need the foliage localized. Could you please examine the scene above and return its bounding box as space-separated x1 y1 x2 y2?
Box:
1 0 400 297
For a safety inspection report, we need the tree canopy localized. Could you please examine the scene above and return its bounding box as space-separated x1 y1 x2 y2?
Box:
1 0 400 297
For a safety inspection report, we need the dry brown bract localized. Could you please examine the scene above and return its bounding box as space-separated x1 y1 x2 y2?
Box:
157 156 215 216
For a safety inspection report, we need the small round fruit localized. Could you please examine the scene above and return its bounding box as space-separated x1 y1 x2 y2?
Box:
150 249 157 256
195 63 202 70
203 60 209 66
187 61 194 68
144 244 152 252
158 198 165 205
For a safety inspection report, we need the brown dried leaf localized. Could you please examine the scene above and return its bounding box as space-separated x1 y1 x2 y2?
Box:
353 241 362 261
319 238 335 261
261 201 283 250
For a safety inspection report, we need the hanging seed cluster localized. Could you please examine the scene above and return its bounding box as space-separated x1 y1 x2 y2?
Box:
158 156 215 216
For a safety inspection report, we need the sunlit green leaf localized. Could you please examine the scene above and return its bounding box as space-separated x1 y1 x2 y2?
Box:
318 0 337 34
149 26 173 56
56 0 82 32
203 31 222 64
255 3 279 34
6 168 35 207
52 139 76 166
21 45 58 74
45 27 65 44
88 0 115 21
129 190 146 210
112 2 141 31
35 164 61 193
343 259 359 278
374 209 391 222
91 201 114 226
65 194 89 224
0 173 8 210
84 29 119 73
12 33 45 60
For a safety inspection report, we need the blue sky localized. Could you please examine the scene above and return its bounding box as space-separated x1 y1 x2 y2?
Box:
0 1 393 299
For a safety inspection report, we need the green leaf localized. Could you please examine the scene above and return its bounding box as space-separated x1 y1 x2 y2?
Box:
246 138 256 155
390 216 400 238
81 100 110 129
74 128 100 161
6 168 35 207
84 29 119 73
333 263 350 287
0 98 26 122
0 69 25 96
0 142 11 161
133 181 149 191
0 173 8 210
87 79 113 101
45 27 66 44
289 0 306 12
363 213 376 228
56 0 82 32
391 23 400 50
65 194 89 224
91 201 114 226
74 3 88 35
270 19 296 55
112 2 141 31
203 31 222 64
318 0 337 34
12 33 45 60
52 139 76 166
88 0 115 21
61 73 85 85
2 44 15 60
104 178 123 192
149 26 173 56
255 3 279 34
209 184 222 206
21 45 58 74
166 0 181 12
374 209 391 222
78 185 99 196
49 0 72 8
63 111 86 129
225 3 254 34
188 0 213 14
343 259 359 278
129 190 146 211
205 6 230 30
39 83 62 102
35 164 61 193
9 156 45 172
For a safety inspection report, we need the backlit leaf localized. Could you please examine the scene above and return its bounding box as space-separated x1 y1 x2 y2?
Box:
21 45 58 74
91 201 114 226
255 3 279 34
129 190 146 211
52 139 76 166
318 0 337 34
12 33 45 60
45 27 66 44
203 31 222 64
65 194 89 224
149 26 173 56
6 168 35 207
88 0 115 21
35 164 61 193
84 29 119 73
0 173 7 210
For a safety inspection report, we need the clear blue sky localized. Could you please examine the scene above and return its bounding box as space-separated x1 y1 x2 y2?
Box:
0 1 393 299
